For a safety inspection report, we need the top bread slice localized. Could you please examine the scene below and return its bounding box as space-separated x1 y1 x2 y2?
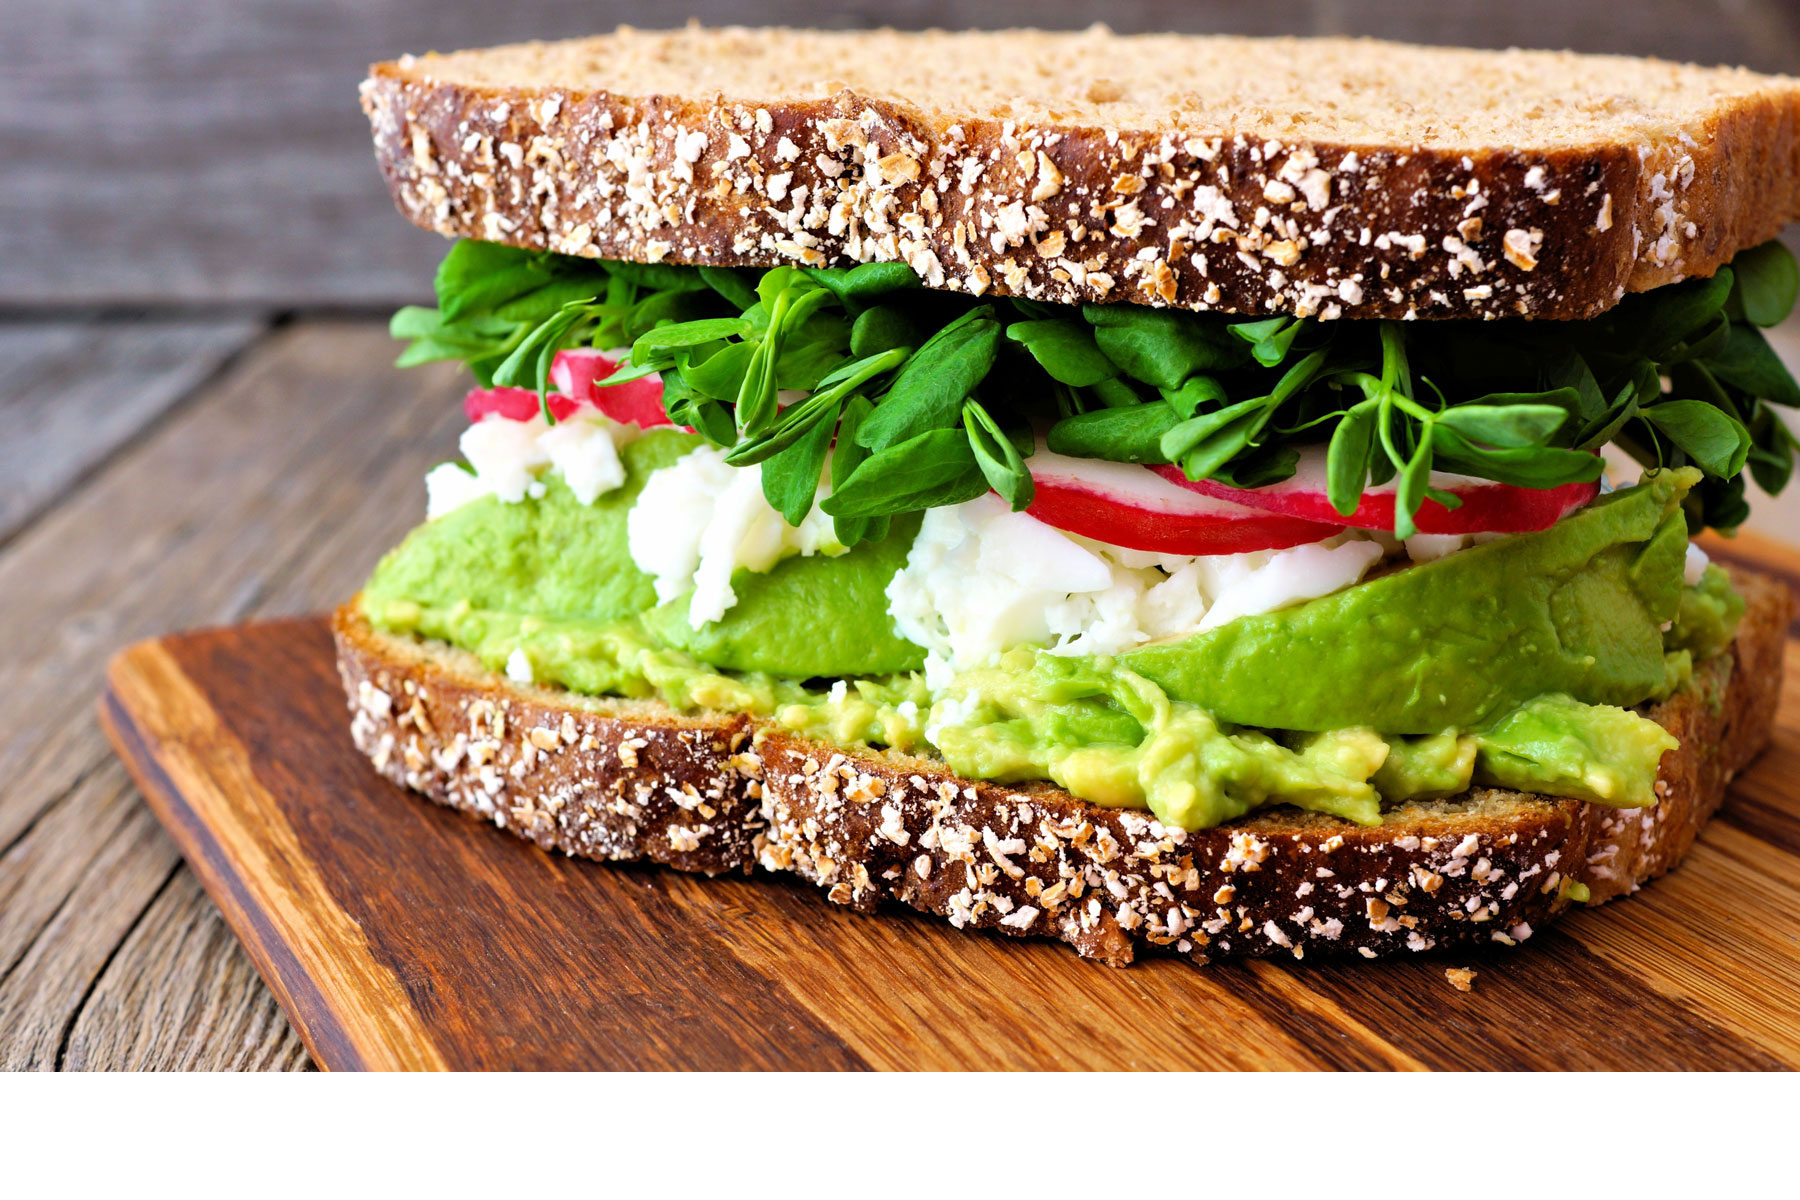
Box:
363 25 1800 321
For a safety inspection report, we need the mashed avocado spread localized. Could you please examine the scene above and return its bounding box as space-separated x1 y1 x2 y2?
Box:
361 437 1737 832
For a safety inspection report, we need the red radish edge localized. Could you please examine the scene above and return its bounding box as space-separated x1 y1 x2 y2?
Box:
1026 448 1343 555
463 386 582 423
463 348 675 430
1151 445 1598 535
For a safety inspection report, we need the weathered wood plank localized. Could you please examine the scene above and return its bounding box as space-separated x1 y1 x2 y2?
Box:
0 320 262 542
6 0 1795 306
0 323 466 1070
0 763 181 1071
61 870 310 1072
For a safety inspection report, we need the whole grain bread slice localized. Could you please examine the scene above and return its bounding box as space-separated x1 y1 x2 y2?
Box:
362 25 1800 322
334 605 764 876
331 567 1790 966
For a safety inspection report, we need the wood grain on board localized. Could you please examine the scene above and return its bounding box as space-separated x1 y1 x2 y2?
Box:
100 607 1800 1071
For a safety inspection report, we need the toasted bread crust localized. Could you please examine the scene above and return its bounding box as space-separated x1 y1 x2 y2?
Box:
332 569 1790 965
361 29 1800 321
333 603 763 876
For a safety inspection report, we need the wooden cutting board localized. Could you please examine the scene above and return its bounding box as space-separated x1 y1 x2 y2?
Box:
100 544 1800 1071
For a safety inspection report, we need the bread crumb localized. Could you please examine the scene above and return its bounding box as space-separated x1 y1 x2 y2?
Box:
1445 966 1477 993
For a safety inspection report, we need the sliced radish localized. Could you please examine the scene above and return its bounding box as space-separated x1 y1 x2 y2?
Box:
548 347 622 399
551 348 673 428
1151 444 1598 535
1027 448 1344 556
463 386 583 423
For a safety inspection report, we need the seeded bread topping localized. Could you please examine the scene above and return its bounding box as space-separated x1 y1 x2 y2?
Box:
364 26 1800 321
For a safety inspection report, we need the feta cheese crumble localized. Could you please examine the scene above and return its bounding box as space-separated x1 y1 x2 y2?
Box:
626 444 844 627
424 410 633 519
886 493 1386 675
1684 541 1710 585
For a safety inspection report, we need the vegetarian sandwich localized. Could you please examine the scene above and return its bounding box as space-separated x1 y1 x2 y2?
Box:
344 26 1799 965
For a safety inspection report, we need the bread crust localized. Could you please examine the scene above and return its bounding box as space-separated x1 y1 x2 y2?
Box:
361 30 1800 321
333 604 764 876
333 569 1789 965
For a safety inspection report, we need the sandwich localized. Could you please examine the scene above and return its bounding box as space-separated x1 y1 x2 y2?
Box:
342 25 1798 966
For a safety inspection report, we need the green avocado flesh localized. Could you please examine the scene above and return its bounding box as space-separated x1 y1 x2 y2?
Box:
362 445 1735 831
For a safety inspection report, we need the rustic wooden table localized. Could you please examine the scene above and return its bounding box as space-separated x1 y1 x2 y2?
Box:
3 0 1797 1070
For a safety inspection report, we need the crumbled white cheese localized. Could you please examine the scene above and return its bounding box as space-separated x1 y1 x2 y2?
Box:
505 648 534 684
1190 537 1384 632
885 493 1385 672
1403 533 1472 562
627 444 844 627
424 411 633 519
539 416 627 504
1684 541 1710 586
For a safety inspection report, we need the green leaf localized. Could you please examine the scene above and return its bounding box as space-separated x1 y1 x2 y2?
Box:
855 307 1000 451
1006 319 1118 387
1083 305 1249 388
1640 400 1752 475
632 317 752 350
435 241 555 321
1435 402 1570 448
699 266 761 311
1638 270 1734 357
1434 427 1607 489
1747 406 1798 495
1178 414 1260 481
390 305 449 340
1211 443 1299 489
756 266 817 310
823 427 989 518
1326 403 1377 516
676 339 755 399
1393 425 1435 540
662 379 738 446
597 354 671 386
604 260 708 292
733 284 830 437
1228 317 1289 344
1229 317 1304 367
1161 397 1268 463
491 302 593 416
773 314 852 391
1085 377 1145 409
1694 473 1751 531
1045 402 1180 463
1542 349 1608 423
623 288 717 342
1730 240 1799 327
725 388 843 466
849 306 917 357
760 405 837 524
830 396 877 546
806 261 921 305
811 346 909 395
964 401 1034 511
1707 323 1800 406
390 309 517 367
1270 348 1329 404
492 277 607 325
735 335 782 439
1162 375 1228 418
726 348 906 467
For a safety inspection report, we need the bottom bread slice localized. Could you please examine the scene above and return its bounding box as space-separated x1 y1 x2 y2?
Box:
332 568 1789 965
